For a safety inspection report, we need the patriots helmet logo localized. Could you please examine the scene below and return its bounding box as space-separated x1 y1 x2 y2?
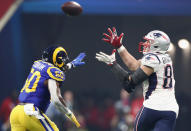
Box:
153 33 162 38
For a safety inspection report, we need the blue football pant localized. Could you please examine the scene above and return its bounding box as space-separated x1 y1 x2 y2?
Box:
134 106 176 131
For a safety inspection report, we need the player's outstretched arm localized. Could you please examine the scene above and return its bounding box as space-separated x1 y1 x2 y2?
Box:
66 53 86 69
96 50 151 93
48 79 80 128
117 46 140 71
102 27 140 71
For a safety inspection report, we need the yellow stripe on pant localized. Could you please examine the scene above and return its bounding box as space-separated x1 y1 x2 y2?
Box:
10 105 59 131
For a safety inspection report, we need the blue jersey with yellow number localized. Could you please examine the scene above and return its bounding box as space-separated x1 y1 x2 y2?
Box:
19 60 65 112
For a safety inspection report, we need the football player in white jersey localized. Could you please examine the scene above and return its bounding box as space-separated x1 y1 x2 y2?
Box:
95 27 179 131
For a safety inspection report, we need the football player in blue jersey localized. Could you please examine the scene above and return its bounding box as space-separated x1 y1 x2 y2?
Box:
10 45 86 131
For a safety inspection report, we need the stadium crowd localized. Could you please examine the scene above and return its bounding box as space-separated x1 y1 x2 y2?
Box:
0 87 191 131
46 88 143 131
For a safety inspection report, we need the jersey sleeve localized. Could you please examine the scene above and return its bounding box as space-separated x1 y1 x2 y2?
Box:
141 54 160 72
47 67 65 82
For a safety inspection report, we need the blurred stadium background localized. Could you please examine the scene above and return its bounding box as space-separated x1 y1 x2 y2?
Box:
0 0 191 131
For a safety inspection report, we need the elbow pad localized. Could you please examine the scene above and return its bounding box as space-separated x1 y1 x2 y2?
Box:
123 68 148 93
130 67 148 85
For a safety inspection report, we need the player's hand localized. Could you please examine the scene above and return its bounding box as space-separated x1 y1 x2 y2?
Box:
96 49 116 66
65 112 80 128
102 27 124 48
71 53 86 67
67 53 86 69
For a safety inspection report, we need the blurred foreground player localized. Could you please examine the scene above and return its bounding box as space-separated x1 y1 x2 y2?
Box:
96 28 179 131
10 45 86 131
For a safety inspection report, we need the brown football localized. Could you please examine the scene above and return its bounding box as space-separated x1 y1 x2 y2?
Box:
61 1 82 16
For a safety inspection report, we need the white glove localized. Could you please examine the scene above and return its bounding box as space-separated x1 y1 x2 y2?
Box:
95 49 116 65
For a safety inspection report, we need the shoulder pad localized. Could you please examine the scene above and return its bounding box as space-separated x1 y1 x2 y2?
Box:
47 67 65 81
143 53 160 63
141 53 160 71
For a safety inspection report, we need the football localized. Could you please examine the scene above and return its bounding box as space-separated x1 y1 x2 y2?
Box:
61 1 83 16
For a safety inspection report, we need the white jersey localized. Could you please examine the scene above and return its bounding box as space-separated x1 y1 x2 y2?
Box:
141 53 179 116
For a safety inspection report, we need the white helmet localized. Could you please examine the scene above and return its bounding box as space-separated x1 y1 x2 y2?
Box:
139 30 170 54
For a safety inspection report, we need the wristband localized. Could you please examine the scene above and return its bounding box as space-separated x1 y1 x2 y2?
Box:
117 45 125 53
66 63 72 69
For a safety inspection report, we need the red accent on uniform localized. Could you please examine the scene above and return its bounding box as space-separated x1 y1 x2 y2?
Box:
130 97 144 121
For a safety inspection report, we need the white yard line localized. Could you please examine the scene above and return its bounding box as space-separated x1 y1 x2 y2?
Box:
0 0 23 32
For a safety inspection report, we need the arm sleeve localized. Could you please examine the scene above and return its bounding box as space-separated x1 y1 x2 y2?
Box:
141 54 160 72
110 63 134 93
110 63 130 82
48 79 70 114
131 68 149 85
110 63 149 93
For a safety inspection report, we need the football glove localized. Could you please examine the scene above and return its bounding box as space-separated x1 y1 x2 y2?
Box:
65 111 80 128
102 27 124 48
96 49 116 66
67 53 86 69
